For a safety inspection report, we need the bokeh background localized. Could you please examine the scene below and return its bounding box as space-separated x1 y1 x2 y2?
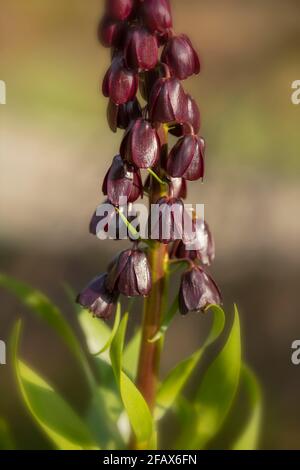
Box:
1 0 300 449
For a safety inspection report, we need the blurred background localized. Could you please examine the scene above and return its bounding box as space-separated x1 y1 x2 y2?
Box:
0 0 300 449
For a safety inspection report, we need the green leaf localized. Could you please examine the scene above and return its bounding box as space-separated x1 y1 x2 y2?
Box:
78 308 112 363
232 364 262 450
109 314 154 448
149 296 179 343
11 321 99 450
92 304 121 356
177 305 241 450
123 329 141 380
110 313 128 384
156 305 225 419
0 274 94 389
85 387 124 450
0 418 14 450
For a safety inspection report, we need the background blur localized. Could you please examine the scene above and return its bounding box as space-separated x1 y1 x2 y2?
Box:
1 0 300 449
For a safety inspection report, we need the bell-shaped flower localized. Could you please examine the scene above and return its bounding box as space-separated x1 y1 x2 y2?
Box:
139 0 173 33
106 248 152 297
102 54 138 105
179 266 222 315
161 34 200 80
102 155 143 205
120 118 160 169
97 16 125 48
167 134 205 181
76 274 119 319
106 0 134 21
170 94 200 137
124 26 159 71
149 76 187 124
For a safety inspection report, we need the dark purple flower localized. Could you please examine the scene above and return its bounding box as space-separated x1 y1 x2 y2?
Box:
171 220 215 265
167 134 205 181
149 77 187 124
120 118 160 169
97 16 125 48
139 0 173 33
150 196 192 244
170 94 200 137
161 34 200 80
76 274 119 319
168 177 187 199
106 0 134 21
106 248 152 297
103 155 143 205
179 266 222 315
107 98 142 132
102 54 138 105
124 26 159 71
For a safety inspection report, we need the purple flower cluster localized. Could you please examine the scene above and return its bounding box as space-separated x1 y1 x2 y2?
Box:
77 0 221 319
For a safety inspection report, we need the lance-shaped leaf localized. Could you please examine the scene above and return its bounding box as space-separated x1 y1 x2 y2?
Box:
110 314 155 448
232 364 262 450
11 321 99 450
0 419 14 450
123 328 141 380
156 305 225 420
0 274 94 389
176 305 241 450
92 303 121 356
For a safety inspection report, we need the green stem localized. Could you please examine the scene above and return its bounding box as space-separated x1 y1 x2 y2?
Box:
147 168 167 187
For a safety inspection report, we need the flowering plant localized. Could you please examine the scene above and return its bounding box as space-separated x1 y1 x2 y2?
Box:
0 0 261 451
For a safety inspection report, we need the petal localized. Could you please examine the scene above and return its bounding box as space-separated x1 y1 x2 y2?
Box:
131 119 160 168
167 135 196 177
106 249 132 293
133 252 152 296
118 255 140 296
